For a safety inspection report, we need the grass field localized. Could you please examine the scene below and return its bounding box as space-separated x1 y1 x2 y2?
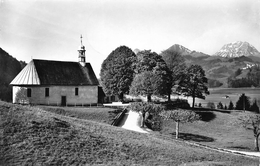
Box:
159 110 257 151
38 105 122 125
177 88 260 107
1 101 258 165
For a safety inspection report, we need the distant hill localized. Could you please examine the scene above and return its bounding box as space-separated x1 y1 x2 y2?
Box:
214 41 260 58
163 43 260 88
0 47 26 101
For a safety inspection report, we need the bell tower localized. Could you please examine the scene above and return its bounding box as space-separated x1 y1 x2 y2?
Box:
78 35 86 66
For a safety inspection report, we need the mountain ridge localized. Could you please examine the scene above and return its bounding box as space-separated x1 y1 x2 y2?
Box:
214 41 260 58
163 42 260 88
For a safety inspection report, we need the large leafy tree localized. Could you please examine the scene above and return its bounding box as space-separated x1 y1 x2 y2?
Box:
160 109 200 139
177 64 209 108
100 46 136 101
129 50 172 102
161 50 187 100
129 71 154 102
235 93 251 111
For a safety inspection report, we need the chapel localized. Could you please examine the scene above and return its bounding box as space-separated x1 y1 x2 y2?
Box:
10 36 104 106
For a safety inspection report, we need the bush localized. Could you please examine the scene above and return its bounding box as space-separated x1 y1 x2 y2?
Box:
145 115 163 131
128 102 164 130
207 102 215 109
217 102 223 109
163 99 190 110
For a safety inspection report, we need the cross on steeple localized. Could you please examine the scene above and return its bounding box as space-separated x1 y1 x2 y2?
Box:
80 35 83 46
78 35 86 66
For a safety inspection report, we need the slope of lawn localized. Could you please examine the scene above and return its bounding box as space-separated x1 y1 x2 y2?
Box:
160 110 256 151
0 101 258 166
38 105 121 124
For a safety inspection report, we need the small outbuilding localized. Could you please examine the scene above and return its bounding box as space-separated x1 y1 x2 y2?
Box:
10 36 104 106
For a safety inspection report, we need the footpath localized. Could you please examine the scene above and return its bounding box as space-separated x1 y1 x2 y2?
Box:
117 110 152 133
117 109 260 158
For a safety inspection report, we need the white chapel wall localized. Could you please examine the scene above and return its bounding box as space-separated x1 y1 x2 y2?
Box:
13 85 98 105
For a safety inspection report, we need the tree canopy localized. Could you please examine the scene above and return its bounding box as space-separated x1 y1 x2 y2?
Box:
160 50 186 83
160 50 187 100
177 64 209 108
100 46 136 101
160 109 200 139
129 50 172 102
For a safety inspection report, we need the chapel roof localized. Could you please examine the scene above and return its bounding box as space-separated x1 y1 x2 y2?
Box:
10 59 99 86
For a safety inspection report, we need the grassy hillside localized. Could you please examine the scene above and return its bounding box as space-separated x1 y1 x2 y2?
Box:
0 101 258 165
160 110 257 151
38 106 122 124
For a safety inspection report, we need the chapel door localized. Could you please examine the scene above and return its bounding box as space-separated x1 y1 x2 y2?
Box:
61 96 66 106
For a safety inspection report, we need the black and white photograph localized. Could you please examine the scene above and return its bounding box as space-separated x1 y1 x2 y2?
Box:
1 0 260 165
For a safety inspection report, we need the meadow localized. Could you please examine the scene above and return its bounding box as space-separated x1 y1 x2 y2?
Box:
159 110 257 151
179 88 260 108
1 101 258 165
38 106 121 125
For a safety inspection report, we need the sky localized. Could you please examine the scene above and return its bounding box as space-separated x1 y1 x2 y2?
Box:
0 0 260 77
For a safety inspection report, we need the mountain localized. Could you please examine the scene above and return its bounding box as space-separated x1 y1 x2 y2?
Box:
166 44 191 55
0 47 26 101
214 41 260 58
133 48 141 54
163 43 260 88
166 44 210 57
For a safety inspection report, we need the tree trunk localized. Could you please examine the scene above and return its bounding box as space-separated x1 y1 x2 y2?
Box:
192 96 195 108
175 121 179 139
168 92 171 102
255 135 259 151
141 112 146 127
147 95 152 102
118 93 124 102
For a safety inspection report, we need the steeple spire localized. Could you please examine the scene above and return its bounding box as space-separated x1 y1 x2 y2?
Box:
78 35 86 66
80 34 83 46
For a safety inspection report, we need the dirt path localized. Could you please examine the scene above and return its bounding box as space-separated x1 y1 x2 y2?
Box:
117 110 151 133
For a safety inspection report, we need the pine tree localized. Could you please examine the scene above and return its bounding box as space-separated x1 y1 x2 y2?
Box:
235 93 251 111
228 101 234 110
250 100 260 113
224 105 227 110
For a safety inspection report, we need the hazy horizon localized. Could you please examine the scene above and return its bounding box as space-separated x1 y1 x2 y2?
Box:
1 0 259 76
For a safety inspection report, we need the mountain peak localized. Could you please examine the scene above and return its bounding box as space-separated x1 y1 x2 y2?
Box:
167 44 192 55
214 41 260 58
